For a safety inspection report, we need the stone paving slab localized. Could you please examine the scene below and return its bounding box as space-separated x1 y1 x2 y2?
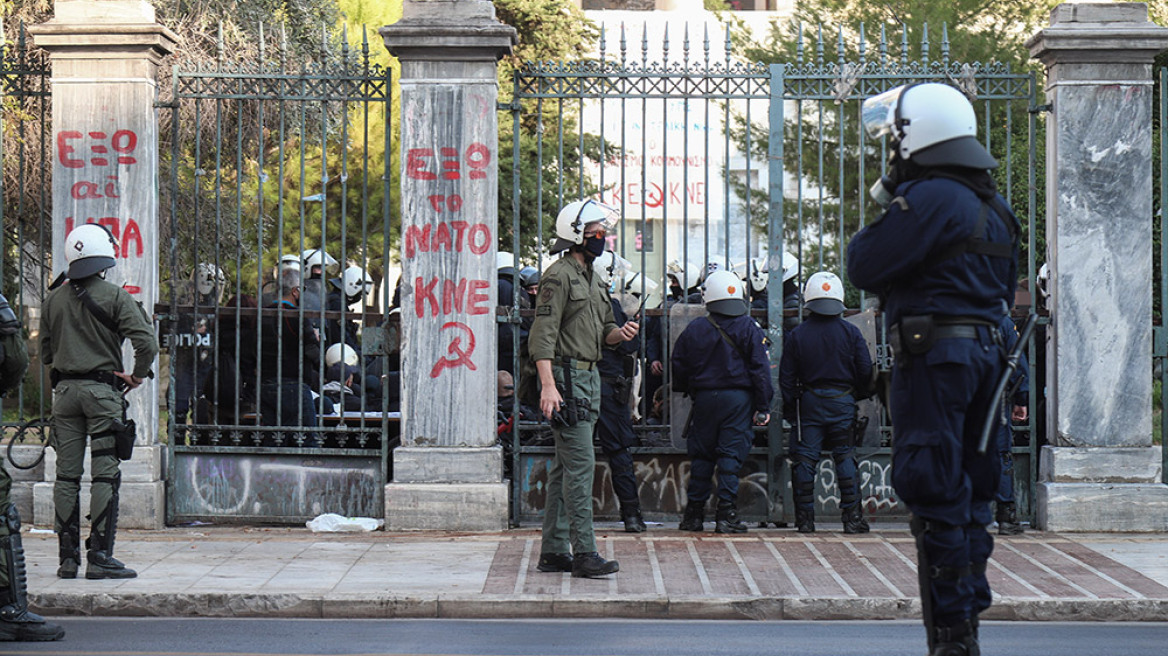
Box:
18 526 1168 621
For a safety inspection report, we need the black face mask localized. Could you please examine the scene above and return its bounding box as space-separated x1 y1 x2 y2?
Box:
583 235 606 258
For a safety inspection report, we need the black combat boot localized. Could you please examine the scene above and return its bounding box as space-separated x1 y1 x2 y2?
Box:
85 477 136 580
715 499 748 534
572 552 619 578
996 502 1024 536
841 504 870 534
621 503 647 533
0 505 64 642
678 500 705 532
930 619 980 656
795 507 815 534
536 552 574 573
55 506 80 580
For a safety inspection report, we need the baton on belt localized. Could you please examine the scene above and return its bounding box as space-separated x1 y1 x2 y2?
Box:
976 313 1037 456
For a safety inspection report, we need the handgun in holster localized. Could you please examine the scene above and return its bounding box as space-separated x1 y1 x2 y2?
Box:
111 395 137 461
551 357 590 428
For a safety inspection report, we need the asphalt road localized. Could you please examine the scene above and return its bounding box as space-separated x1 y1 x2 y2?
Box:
2 619 1166 656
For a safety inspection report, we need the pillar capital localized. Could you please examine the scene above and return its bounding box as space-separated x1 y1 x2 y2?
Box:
28 0 178 76
380 0 516 65
1027 3 1168 69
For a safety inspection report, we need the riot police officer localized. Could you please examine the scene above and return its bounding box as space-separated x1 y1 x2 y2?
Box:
529 199 637 579
43 224 159 580
848 83 1019 656
994 314 1029 535
0 292 65 641
672 270 772 533
779 271 873 534
172 263 225 423
592 250 645 533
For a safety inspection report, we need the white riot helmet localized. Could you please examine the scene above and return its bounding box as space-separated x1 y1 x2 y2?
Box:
550 199 619 254
804 271 846 316
702 270 748 317
194 263 226 297
496 252 517 278
781 252 799 283
701 255 733 283
1037 263 1050 305
747 257 768 293
623 271 659 297
324 343 359 368
861 83 997 169
333 265 374 299
592 250 631 286
64 223 118 279
666 259 702 293
301 248 338 272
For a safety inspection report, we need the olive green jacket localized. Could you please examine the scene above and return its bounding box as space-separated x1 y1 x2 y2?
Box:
528 255 617 364
42 276 159 380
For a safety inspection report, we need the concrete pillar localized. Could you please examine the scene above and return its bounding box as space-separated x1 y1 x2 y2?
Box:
28 0 176 529
1026 3 1168 531
380 0 516 530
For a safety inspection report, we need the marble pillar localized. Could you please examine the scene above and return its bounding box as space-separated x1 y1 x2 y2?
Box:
28 0 176 529
380 1 516 530
1027 3 1168 531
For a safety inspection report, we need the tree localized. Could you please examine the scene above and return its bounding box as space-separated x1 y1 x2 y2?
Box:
494 0 602 260
726 0 1060 301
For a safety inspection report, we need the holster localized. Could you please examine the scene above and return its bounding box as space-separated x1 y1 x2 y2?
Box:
897 314 937 355
110 418 136 461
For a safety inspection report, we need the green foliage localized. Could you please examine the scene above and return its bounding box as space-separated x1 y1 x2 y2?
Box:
495 0 601 260
726 0 1059 298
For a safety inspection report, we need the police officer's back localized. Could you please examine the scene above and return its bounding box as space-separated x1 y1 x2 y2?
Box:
847 83 1019 656
672 270 772 534
42 223 158 582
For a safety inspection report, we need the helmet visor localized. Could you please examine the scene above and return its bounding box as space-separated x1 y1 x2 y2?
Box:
580 200 620 233
861 86 905 140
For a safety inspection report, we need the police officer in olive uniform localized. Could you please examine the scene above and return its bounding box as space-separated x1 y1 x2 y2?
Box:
530 199 638 579
848 83 1019 656
43 224 159 580
0 293 65 641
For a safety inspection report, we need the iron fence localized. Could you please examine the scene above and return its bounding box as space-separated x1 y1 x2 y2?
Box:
158 27 395 523
506 20 1041 526
0 23 53 433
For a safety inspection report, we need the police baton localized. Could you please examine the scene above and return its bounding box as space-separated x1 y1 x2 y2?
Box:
976 313 1037 456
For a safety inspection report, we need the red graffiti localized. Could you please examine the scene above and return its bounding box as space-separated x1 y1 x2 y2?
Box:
70 176 121 200
414 277 490 318
403 222 491 258
56 129 139 169
429 321 477 378
65 217 144 259
406 143 492 181
427 194 464 212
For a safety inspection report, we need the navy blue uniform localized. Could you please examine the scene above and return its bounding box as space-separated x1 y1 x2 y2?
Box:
595 298 642 508
671 313 773 504
848 172 1019 631
995 315 1029 506
780 314 873 515
496 273 530 375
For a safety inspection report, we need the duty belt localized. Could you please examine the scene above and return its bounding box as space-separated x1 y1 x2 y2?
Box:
933 317 997 340
51 370 123 390
565 359 595 371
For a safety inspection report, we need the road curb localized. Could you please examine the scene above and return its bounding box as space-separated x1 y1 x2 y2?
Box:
31 593 1168 622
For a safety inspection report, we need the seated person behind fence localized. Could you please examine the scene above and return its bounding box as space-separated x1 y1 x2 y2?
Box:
197 293 258 425
322 361 364 413
323 343 380 410
258 266 323 445
325 265 373 350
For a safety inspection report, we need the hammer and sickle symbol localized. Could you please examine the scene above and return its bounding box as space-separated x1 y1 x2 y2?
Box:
429 321 477 379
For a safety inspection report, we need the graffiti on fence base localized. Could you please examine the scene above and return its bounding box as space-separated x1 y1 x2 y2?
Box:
519 452 905 520
173 454 382 519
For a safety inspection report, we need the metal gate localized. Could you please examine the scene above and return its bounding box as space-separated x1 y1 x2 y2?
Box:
159 30 396 524
0 24 53 431
505 21 1041 526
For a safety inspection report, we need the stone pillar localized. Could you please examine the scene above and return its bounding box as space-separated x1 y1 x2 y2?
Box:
28 0 176 529
380 1 516 530
1027 3 1168 531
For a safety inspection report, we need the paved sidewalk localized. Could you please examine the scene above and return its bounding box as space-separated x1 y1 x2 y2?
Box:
21 523 1168 621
